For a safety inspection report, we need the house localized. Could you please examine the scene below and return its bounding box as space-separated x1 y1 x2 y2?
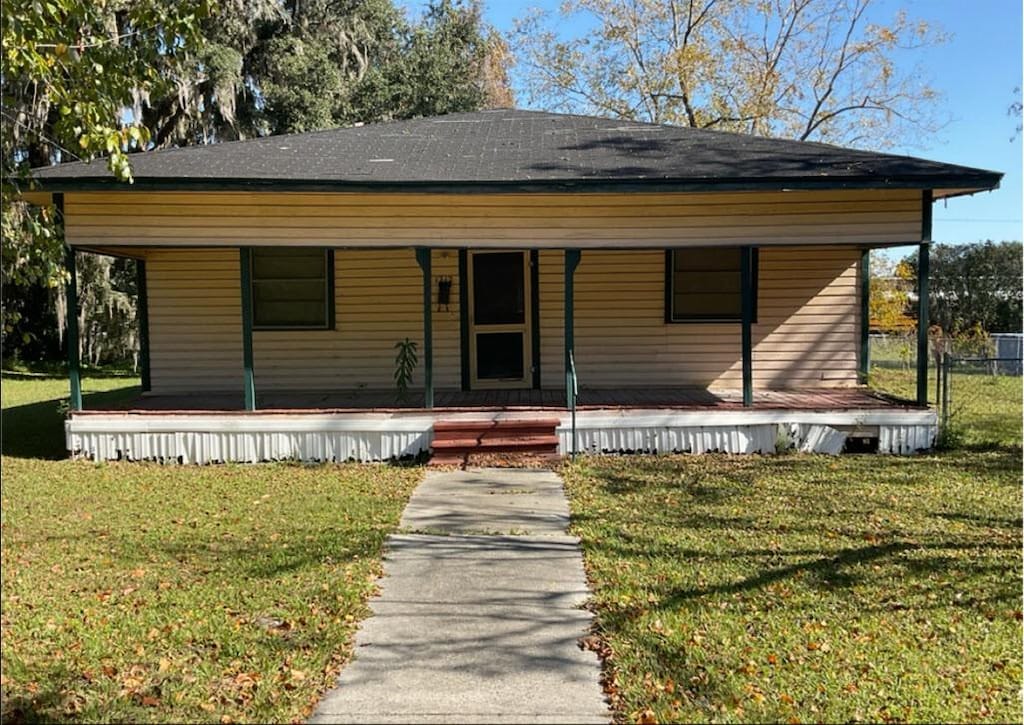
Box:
25 109 1001 462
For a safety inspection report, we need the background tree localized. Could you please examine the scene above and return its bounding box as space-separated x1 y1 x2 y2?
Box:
869 257 914 333
2 0 510 367
511 0 944 148
1010 86 1021 142
903 242 1023 335
141 0 510 144
2 0 208 362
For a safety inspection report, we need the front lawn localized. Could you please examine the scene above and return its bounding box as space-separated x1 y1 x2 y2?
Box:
564 453 1022 724
1 375 421 723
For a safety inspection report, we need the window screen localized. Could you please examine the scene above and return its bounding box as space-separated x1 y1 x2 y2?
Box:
667 248 757 322
251 248 333 329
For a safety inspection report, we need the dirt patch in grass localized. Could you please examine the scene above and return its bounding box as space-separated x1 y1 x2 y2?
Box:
563 453 1023 723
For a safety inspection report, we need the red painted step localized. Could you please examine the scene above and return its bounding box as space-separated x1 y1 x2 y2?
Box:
429 418 561 467
433 419 561 434
431 435 560 452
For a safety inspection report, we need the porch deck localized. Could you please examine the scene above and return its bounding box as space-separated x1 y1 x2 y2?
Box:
77 386 919 414
66 387 937 463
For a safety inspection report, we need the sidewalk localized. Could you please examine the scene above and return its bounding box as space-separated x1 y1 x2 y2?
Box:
309 468 608 724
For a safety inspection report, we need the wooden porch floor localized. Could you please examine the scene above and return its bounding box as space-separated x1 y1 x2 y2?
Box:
81 387 920 414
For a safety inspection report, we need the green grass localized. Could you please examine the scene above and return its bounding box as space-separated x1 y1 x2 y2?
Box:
563 454 1022 723
869 366 1022 450
1 376 422 723
1 372 142 459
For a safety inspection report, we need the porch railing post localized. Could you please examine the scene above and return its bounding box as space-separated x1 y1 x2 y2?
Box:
137 259 151 392
740 246 754 407
62 192 82 410
415 247 433 409
916 242 930 406
239 247 256 411
859 248 870 384
564 249 581 407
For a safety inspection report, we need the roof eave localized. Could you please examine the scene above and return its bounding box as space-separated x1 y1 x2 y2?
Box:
29 172 1002 196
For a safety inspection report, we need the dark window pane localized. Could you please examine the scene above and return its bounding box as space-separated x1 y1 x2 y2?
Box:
671 248 746 320
476 332 524 379
253 249 325 279
251 248 330 328
673 293 742 317
255 300 327 328
473 252 525 325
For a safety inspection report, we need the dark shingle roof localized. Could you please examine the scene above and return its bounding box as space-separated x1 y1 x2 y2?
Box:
33 109 1001 195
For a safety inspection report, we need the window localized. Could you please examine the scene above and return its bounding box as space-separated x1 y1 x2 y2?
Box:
250 248 334 330
665 248 758 322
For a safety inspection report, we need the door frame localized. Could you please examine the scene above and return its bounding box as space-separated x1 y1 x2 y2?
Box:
459 250 540 390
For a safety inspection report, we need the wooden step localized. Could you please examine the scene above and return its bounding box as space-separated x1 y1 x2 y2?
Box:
431 434 560 452
430 419 560 467
433 427 558 443
433 419 560 435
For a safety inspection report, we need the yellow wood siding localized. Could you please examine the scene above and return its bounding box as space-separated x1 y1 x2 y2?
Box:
146 249 242 393
256 249 461 390
146 248 460 394
143 246 858 394
64 190 923 249
566 247 860 389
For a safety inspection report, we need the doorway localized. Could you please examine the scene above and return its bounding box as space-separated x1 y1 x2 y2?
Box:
467 251 532 388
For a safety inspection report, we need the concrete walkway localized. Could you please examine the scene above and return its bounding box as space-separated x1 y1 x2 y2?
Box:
309 468 608 724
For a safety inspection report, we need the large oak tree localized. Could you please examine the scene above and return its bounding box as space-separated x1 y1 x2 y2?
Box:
511 0 944 148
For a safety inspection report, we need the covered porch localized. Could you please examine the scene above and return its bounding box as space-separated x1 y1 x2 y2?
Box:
66 384 936 463
60 236 939 462
76 385 915 413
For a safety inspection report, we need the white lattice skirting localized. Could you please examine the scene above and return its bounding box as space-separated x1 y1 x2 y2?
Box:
556 410 938 456
67 414 435 464
67 408 937 464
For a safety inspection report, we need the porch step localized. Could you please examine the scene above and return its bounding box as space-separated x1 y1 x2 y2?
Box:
433 419 562 435
429 419 561 467
432 435 560 452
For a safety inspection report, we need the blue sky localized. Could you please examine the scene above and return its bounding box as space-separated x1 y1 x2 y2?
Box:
409 0 1022 251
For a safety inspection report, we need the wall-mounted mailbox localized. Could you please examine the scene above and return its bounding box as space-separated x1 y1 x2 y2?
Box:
437 276 452 310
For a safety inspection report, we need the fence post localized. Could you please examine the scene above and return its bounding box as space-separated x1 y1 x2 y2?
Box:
941 355 951 431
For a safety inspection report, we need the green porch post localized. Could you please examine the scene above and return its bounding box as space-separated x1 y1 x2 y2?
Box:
859 248 870 384
137 259 151 392
917 242 930 406
415 247 433 409
63 196 83 410
740 246 754 407
564 249 581 405
239 247 256 410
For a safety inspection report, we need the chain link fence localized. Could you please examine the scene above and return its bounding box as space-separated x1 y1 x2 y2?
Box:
868 334 1022 450
937 356 1022 449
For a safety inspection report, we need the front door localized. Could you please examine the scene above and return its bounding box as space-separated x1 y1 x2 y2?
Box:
468 251 532 388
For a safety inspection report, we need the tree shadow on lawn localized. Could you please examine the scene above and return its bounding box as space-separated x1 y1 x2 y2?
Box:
1 385 141 460
2 683 76 725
